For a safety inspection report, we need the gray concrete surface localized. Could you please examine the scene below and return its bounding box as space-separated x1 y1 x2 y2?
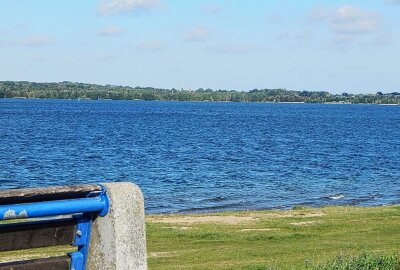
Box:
87 182 147 270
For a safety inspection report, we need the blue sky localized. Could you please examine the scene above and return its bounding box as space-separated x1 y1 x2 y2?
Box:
0 0 399 93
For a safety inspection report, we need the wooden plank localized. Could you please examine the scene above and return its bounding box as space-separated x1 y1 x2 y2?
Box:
0 184 101 204
0 219 76 252
0 256 70 270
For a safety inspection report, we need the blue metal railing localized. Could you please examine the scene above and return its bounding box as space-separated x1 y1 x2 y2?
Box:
0 185 109 270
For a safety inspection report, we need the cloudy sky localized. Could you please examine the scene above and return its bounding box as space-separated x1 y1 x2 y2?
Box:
0 0 399 93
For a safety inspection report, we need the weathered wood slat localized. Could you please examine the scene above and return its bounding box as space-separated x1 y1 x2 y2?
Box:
0 256 70 270
0 184 101 204
0 219 76 252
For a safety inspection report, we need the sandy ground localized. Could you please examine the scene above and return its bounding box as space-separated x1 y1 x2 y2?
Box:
290 221 322 226
147 210 326 225
147 215 258 225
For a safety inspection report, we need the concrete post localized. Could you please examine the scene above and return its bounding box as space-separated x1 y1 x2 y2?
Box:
87 182 147 270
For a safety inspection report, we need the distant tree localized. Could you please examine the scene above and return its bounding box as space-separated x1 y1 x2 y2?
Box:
0 81 399 104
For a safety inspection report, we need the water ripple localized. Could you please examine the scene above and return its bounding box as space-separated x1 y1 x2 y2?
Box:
0 100 399 213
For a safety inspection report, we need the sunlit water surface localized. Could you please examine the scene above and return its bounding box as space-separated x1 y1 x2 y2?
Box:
1 99 399 213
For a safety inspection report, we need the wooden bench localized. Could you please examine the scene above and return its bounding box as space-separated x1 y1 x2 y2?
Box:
0 182 147 270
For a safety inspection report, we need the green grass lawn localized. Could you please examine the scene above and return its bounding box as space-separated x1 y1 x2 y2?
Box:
146 206 400 270
1 206 399 269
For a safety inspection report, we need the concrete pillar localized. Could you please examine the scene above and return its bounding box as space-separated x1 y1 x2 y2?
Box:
87 182 147 270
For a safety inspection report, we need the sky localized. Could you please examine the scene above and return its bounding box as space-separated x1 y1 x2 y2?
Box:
0 0 399 94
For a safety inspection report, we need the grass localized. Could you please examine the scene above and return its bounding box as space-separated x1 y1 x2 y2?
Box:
311 252 400 270
0 206 399 269
146 205 400 270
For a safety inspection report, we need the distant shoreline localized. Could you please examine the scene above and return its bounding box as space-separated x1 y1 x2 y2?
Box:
1 81 399 105
1 97 399 106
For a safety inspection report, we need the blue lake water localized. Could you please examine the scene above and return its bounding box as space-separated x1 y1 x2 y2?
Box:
0 99 399 213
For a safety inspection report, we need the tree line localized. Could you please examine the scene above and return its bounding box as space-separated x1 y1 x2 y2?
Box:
0 81 399 104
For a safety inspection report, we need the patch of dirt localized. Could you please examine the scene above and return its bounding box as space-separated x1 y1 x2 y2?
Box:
254 211 326 219
148 215 258 225
290 221 322 226
162 226 191 230
149 251 178 258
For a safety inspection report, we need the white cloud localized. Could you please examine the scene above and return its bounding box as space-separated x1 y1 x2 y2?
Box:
136 40 166 51
21 35 54 47
99 26 122 37
384 0 400 4
202 4 222 15
277 32 290 41
310 5 381 43
310 7 330 22
266 15 282 24
31 56 46 63
276 31 313 47
184 26 211 42
0 24 28 36
207 43 260 54
332 6 380 34
97 0 162 15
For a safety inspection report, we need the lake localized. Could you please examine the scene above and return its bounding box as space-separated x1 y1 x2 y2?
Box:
0 99 399 213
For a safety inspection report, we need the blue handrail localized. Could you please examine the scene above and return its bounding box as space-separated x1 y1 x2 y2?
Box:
0 196 108 221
